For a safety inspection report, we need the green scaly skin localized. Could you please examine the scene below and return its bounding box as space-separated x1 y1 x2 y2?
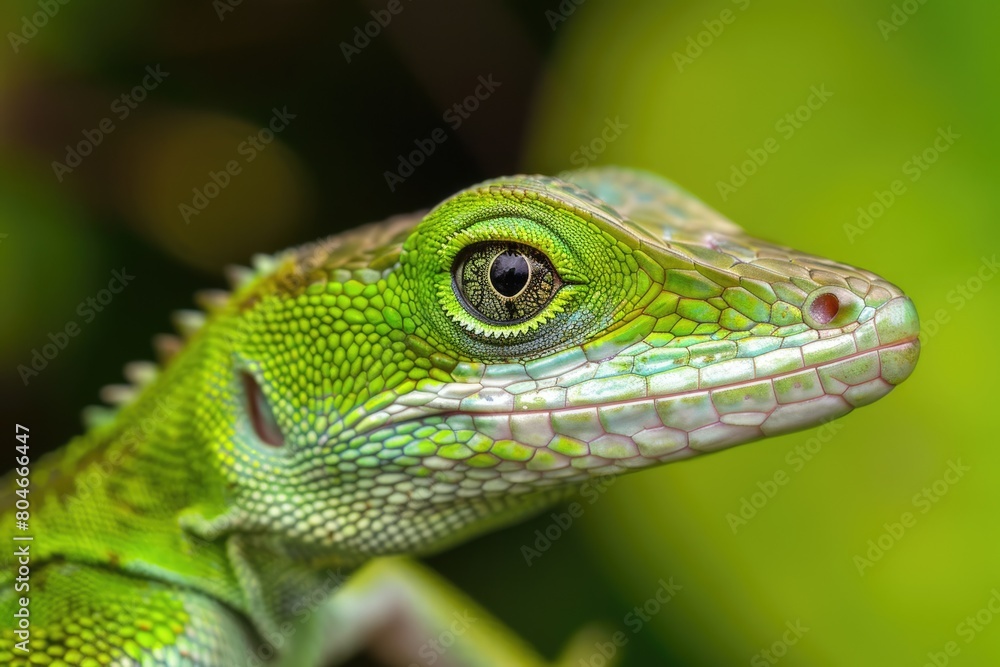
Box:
1 168 920 666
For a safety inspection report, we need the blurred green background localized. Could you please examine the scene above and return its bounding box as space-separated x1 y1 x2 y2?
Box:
3 0 998 665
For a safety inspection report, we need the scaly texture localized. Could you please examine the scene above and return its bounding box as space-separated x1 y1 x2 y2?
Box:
0 168 920 666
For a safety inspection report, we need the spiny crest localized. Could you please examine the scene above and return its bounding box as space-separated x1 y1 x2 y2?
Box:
78 218 417 432
82 361 162 429
225 265 255 290
195 289 230 312
171 310 206 339
79 256 273 430
152 334 184 366
301 213 419 276
251 253 278 274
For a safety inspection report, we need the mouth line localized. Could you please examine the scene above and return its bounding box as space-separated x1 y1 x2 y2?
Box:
441 335 920 420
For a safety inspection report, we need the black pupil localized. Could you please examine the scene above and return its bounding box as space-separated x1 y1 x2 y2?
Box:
489 251 530 297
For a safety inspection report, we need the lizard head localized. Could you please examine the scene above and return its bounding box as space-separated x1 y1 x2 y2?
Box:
204 168 919 565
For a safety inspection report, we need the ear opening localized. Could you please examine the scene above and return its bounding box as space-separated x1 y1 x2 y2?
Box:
242 371 285 448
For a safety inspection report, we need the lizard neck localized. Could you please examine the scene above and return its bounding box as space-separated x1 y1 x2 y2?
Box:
17 334 246 610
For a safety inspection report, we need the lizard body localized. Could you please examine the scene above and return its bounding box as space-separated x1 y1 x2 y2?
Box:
1 168 919 666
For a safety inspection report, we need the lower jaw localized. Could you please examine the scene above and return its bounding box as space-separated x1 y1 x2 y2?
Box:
376 338 921 490
458 337 920 476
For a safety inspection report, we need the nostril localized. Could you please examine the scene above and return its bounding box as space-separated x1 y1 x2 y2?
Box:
809 292 841 325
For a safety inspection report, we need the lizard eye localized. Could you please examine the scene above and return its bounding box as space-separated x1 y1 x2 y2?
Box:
242 371 285 447
453 241 561 324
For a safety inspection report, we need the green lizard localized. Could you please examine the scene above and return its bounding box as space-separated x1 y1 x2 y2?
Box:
1 167 920 666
